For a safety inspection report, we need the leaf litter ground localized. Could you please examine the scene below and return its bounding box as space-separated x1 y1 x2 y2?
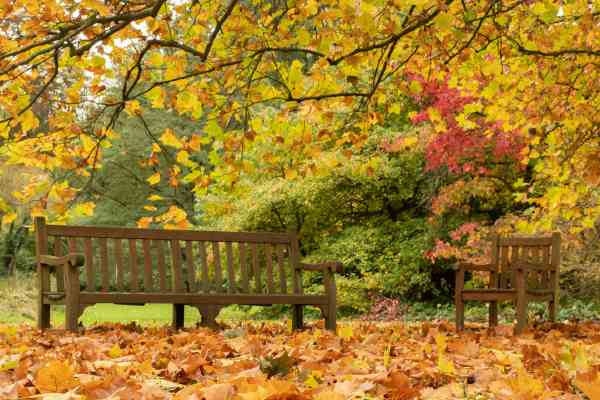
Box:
1 321 599 399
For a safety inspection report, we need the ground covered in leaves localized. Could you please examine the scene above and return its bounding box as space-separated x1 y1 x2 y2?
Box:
1 321 599 399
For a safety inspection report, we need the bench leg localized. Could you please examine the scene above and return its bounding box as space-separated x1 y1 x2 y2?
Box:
197 305 221 329
324 306 336 332
292 305 303 330
489 301 498 327
549 299 557 322
38 303 51 331
172 304 185 330
65 303 79 332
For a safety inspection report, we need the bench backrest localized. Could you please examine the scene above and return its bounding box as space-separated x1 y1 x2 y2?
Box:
35 218 303 295
490 233 561 290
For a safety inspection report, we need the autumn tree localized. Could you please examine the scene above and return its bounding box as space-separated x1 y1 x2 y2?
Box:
0 0 597 239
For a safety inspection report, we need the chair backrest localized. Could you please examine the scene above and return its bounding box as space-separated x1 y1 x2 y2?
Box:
490 233 561 290
35 218 302 295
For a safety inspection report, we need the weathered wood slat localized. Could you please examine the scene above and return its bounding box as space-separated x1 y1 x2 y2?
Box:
265 244 274 294
114 238 124 291
212 242 223 293
542 245 550 288
198 242 209 293
99 238 109 291
276 244 287 294
79 292 328 305
251 243 261 293
128 239 139 291
185 241 196 292
498 237 554 246
154 240 168 291
290 239 302 295
53 237 65 292
225 242 235 293
142 239 153 291
84 238 95 291
170 240 183 292
46 224 293 243
499 245 509 289
239 242 249 293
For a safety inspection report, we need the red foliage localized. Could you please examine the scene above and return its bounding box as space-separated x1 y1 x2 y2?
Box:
406 74 525 175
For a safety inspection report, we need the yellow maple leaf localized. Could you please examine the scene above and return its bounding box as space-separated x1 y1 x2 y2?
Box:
124 100 141 116
108 344 123 358
34 360 79 393
338 324 353 340
1 212 17 226
147 172 161 185
160 128 183 149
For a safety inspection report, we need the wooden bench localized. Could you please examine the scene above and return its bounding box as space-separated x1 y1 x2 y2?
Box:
34 217 341 332
454 233 561 334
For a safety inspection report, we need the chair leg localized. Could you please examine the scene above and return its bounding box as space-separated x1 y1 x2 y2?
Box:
292 305 304 330
455 268 465 332
514 269 527 334
455 297 465 332
489 301 498 327
172 304 184 330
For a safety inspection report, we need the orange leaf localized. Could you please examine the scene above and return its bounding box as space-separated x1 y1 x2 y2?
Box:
34 360 79 393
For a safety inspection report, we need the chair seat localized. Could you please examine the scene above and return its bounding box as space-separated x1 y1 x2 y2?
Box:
462 288 553 302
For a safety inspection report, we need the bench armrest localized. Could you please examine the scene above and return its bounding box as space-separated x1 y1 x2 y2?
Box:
297 262 343 273
39 253 85 268
452 262 495 272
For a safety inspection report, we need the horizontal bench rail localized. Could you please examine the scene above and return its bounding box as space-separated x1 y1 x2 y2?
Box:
45 224 295 244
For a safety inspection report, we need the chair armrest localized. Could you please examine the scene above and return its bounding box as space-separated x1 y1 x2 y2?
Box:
39 253 85 268
513 261 553 272
452 262 495 272
297 262 343 273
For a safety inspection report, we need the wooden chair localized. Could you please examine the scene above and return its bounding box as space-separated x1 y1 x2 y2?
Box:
454 233 561 334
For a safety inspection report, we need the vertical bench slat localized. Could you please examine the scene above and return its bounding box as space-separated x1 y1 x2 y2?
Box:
142 239 153 291
212 242 223 293
128 239 139 291
83 238 95 291
542 245 550 288
154 240 167 291
239 242 249 293
99 238 109 292
251 243 261 293
498 245 509 288
198 242 209 292
510 245 522 289
265 244 274 294
276 244 287 294
226 242 235 293
170 240 183 292
290 240 302 295
53 237 64 292
114 238 124 291
185 241 196 292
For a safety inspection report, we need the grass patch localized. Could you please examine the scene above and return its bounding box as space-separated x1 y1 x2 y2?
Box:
1 275 598 328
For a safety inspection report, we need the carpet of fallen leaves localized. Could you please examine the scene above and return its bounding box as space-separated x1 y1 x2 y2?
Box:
1 320 600 399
